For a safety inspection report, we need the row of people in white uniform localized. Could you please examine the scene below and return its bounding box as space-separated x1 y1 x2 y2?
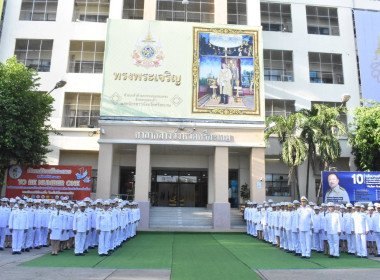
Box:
0 196 140 256
244 196 380 259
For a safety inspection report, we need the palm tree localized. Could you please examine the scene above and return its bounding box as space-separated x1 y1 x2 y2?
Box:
264 113 308 200
303 104 348 202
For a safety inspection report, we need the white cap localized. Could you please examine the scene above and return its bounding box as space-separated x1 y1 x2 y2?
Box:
314 206 320 210
327 202 335 207
300 196 308 202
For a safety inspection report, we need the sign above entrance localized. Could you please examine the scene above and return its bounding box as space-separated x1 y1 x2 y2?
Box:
101 20 264 122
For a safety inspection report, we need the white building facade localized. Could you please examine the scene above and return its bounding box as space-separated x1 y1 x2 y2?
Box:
0 0 379 229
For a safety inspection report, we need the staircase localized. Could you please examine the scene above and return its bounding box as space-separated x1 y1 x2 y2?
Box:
148 207 246 232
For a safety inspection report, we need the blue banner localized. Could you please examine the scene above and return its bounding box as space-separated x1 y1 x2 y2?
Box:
354 10 380 103
322 171 380 204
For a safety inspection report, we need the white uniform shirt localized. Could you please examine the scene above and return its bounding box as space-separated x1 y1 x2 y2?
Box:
324 211 341 235
73 211 91 232
325 186 350 204
9 208 29 230
343 212 354 234
0 206 11 227
352 211 369 234
298 206 312 231
372 212 380 233
96 209 112 231
312 213 322 232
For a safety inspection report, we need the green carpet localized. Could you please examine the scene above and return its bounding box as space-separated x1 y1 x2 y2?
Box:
20 232 380 280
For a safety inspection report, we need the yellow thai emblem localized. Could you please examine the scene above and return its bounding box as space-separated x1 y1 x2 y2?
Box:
132 27 164 68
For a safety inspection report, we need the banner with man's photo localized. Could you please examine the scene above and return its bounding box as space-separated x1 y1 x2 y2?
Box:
322 171 380 204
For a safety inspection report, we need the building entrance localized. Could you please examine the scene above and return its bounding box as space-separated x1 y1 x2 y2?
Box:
151 170 208 207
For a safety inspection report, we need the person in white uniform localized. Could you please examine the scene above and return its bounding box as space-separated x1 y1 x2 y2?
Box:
324 202 341 258
48 201 66 256
344 203 356 255
0 198 11 250
298 196 312 259
96 200 113 256
312 206 323 253
352 203 369 258
8 200 29 254
373 204 380 257
73 202 90 256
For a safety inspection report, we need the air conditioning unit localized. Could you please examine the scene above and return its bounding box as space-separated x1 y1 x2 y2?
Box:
281 75 292 82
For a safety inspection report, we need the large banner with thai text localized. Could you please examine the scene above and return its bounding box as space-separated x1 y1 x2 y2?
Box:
6 165 92 200
322 171 380 204
354 10 380 103
101 20 263 122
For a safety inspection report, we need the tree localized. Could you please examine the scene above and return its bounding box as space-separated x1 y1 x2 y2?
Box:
0 57 55 193
349 100 380 171
305 104 348 201
264 113 308 200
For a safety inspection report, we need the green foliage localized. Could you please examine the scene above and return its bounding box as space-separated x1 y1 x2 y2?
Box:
240 183 250 201
0 57 54 190
349 100 380 171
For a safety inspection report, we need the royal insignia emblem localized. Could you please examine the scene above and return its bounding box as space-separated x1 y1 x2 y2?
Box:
132 27 164 68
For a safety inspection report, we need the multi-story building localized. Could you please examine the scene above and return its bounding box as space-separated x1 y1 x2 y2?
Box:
0 0 379 230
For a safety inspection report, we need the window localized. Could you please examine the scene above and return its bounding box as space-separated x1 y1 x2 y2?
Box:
306 6 339 36
156 0 214 23
62 93 101 128
14 39 53 72
73 0 109 22
261 2 292 32
227 0 246 25
265 99 295 118
309 52 343 84
264 50 293 82
91 169 98 193
19 0 58 21
266 174 290 196
311 101 348 126
67 41 105 73
123 0 144 19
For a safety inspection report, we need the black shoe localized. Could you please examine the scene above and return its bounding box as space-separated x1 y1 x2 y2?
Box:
301 256 306 258
21 249 25 252
43 245 48 247
80 253 85 256
75 253 80 256
356 255 361 258
0 247 3 251
305 257 310 259
12 252 17 255
329 255 334 258
25 248 30 252
84 250 88 253
334 256 339 259
375 254 380 257
362 256 368 258
35 246 40 249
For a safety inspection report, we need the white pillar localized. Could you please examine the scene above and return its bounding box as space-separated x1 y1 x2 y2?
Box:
215 0 227 24
250 147 265 202
109 0 123 19
144 0 156 20
135 144 151 230
213 147 230 230
96 143 114 199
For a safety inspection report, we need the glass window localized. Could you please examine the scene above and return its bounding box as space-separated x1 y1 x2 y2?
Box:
14 39 53 72
264 49 294 82
227 0 247 25
308 52 343 84
261 2 292 32
62 92 101 128
67 41 105 73
156 0 214 23
306 6 339 36
265 99 295 118
122 0 144 19
19 0 58 21
73 0 109 22
266 174 290 196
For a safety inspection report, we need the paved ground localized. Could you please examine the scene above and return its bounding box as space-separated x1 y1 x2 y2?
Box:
2 245 380 280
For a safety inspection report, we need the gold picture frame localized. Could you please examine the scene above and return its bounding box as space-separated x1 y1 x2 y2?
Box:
192 26 261 116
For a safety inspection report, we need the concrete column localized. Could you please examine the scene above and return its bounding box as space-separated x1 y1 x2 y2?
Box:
213 147 230 230
207 155 215 207
246 0 261 26
144 0 156 20
111 152 120 197
109 0 123 19
214 0 227 24
250 147 265 202
46 145 60 165
96 143 114 199
135 144 151 230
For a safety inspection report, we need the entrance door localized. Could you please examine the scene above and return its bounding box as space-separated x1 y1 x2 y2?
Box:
151 170 207 207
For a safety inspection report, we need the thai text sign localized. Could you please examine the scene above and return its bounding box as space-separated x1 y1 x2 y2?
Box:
6 165 92 200
101 20 263 122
